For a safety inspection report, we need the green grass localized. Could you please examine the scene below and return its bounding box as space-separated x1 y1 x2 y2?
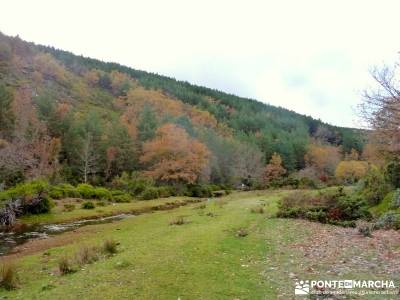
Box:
1 191 286 299
370 191 400 217
20 197 200 225
1 190 396 299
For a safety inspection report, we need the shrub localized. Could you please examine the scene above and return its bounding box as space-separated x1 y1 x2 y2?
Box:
111 190 131 203
250 206 264 214
0 180 50 202
111 172 154 196
76 184 96 199
58 257 74 275
140 187 159 200
385 161 400 188
212 190 227 197
75 184 114 200
48 187 64 199
194 204 206 209
374 211 400 230
169 216 186 225
81 201 95 209
63 204 75 212
23 195 53 214
296 177 316 189
58 184 80 198
277 188 371 226
49 184 80 199
186 184 212 198
336 195 371 221
76 245 99 265
236 228 248 237
359 166 391 205
0 263 17 290
93 187 112 200
281 177 300 189
297 167 319 188
157 186 176 198
391 189 400 209
103 239 118 254
358 224 372 237
305 210 327 223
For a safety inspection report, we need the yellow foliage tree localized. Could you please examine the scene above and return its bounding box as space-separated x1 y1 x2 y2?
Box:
335 160 368 183
304 144 341 176
33 53 67 83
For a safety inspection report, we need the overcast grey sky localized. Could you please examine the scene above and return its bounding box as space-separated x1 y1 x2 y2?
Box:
2 0 400 127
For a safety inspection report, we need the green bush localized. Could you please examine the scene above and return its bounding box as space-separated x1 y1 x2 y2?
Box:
24 196 53 214
298 177 317 189
0 180 50 202
81 201 95 209
186 184 213 198
277 188 371 226
305 210 327 223
385 161 400 188
111 172 154 196
374 211 400 230
111 190 131 203
359 166 391 206
76 184 96 199
392 189 400 209
157 186 175 198
336 194 371 221
63 204 76 212
76 184 112 200
48 187 63 199
140 187 160 200
93 187 112 200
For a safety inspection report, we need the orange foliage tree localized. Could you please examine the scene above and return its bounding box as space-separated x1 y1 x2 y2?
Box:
140 123 210 184
304 144 341 178
263 152 286 185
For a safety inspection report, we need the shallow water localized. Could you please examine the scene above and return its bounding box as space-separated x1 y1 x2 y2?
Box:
0 213 134 256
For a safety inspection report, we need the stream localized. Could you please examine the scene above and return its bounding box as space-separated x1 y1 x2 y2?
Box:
0 213 134 256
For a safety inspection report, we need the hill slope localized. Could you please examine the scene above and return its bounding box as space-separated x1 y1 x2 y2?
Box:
0 32 363 187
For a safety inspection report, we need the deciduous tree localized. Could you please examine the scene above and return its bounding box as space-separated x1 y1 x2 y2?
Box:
0 83 15 140
140 123 210 184
335 160 368 183
263 153 286 185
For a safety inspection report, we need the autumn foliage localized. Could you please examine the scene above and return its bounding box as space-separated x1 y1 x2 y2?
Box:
304 144 341 177
140 124 210 184
263 153 286 186
335 160 368 183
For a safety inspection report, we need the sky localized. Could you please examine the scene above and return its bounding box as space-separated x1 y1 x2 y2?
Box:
1 0 400 127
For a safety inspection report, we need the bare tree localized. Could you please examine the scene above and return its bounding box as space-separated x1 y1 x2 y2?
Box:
360 63 400 157
79 132 97 183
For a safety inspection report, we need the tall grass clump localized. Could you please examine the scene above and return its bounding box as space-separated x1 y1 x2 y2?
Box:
0 263 18 290
58 257 74 275
102 239 118 255
76 245 99 265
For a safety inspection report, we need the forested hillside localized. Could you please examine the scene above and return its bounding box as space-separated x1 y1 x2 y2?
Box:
0 32 363 189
